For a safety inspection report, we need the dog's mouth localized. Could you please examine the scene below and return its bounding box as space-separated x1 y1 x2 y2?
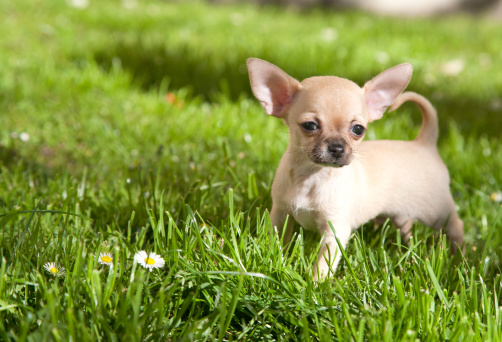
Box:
314 160 350 168
310 145 352 167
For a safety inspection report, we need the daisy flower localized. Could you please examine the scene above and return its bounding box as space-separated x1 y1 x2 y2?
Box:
43 262 66 277
98 252 114 266
491 192 502 203
134 251 165 271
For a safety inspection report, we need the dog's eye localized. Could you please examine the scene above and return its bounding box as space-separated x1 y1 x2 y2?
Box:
351 125 365 136
301 121 319 132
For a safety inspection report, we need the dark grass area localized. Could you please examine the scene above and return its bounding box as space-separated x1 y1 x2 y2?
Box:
92 39 502 137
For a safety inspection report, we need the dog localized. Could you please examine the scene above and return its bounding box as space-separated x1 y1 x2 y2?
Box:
246 58 464 281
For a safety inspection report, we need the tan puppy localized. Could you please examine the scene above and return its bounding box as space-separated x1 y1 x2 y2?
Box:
246 58 464 281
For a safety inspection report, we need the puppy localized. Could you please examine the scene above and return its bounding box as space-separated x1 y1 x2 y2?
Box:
246 58 464 281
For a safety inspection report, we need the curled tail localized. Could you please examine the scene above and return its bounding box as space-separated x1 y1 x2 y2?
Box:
388 91 438 146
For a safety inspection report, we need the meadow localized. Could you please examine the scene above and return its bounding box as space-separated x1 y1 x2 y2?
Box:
1 0 502 340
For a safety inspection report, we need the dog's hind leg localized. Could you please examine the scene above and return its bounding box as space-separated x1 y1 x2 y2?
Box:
393 217 413 246
445 213 464 254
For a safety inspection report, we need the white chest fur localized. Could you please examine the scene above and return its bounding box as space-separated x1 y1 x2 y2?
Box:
285 166 356 233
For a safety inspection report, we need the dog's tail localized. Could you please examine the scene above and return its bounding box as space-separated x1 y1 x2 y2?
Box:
388 91 438 146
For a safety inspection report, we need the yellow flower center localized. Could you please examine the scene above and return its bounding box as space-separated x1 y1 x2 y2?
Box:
50 267 59 274
101 256 112 263
145 257 156 265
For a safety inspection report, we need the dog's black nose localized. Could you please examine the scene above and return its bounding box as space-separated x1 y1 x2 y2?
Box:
328 143 344 158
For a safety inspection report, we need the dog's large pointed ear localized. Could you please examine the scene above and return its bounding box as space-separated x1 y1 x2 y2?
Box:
363 63 413 122
247 58 301 118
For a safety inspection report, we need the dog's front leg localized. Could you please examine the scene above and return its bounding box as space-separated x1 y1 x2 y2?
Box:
313 222 351 281
270 206 294 246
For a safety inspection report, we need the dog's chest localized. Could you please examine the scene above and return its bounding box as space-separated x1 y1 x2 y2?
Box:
291 194 319 231
288 175 348 232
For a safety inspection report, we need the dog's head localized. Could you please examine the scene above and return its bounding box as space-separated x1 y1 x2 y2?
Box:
247 58 412 167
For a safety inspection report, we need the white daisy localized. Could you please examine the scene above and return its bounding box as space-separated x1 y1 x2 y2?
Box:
98 252 114 266
19 132 30 142
134 250 165 271
491 192 502 203
43 262 66 277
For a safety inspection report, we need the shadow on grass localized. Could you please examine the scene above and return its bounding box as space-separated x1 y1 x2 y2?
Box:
93 42 251 102
93 40 502 138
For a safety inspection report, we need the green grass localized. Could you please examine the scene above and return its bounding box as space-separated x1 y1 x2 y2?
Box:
1 0 502 340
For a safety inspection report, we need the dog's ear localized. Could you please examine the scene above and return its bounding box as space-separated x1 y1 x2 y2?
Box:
247 58 300 118
363 63 412 122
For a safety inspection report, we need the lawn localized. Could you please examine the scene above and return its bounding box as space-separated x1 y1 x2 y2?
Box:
1 0 502 340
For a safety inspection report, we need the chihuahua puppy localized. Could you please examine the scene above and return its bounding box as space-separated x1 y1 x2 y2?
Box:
246 58 464 281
